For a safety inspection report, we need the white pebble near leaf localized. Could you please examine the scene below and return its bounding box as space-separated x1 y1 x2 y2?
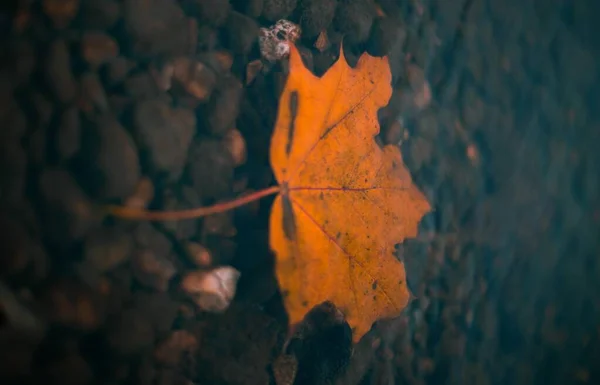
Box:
181 266 241 313
258 19 301 62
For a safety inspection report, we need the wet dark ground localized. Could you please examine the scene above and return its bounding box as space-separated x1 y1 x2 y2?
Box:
1 0 599 385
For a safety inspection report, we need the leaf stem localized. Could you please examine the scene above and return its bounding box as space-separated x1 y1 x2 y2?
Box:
106 185 281 221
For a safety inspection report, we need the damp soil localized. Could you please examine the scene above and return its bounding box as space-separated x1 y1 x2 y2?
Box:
1 1 599 385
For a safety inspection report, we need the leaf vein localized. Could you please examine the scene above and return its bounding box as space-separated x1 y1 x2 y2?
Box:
290 200 397 310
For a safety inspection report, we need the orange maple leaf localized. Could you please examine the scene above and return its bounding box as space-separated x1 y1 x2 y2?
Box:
269 45 431 342
107 44 431 343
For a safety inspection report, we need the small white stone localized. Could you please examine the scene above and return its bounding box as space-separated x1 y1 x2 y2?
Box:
258 19 301 62
181 266 241 313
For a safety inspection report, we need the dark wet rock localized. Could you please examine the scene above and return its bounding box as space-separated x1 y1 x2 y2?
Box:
158 194 199 240
81 32 119 68
155 57 217 103
132 291 179 333
195 304 279 384
38 169 99 242
133 222 173 257
122 177 154 209
76 114 140 200
82 226 134 273
133 98 196 180
8 39 36 86
131 249 177 292
224 128 247 167
0 331 42 381
333 0 375 45
225 11 259 55
272 354 298 385
195 24 219 52
185 242 213 267
81 0 122 30
203 74 243 136
41 354 94 385
0 136 27 207
124 0 191 58
40 278 106 331
367 16 403 57
79 72 110 113
153 330 198 367
287 302 352 385
0 216 34 277
42 0 80 29
188 137 234 200
124 71 164 100
298 0 337 39
237 0 263 18
262 0 297 21
102 56 136 87
27 127 47 168
45 39 77 104
56 106 80 162
107 308 155 356
182 0 231 27
30 92 54 130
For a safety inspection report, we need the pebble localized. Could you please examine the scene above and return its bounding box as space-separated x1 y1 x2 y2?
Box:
183 0 231 27
45 39 77 104
132 249 177 292
56 106 81 162
272 354 298 385
77 114 141 200
83 226 133 273
0 281 46 335
202 212 237 237
9 39 36 86
153 330 198 367
0 135 27 206
156 57 217 102
43 354 94 385
181 267 241 313
262 0 297 21
241 0 264 18
133 99 196 180
298 0 337 39
224 128 247 167
204 74 243 136
41 279 105 331
80 0 122 30
406 63 431 111
107 308 156 356
124 71 163 100
367 16 403 57
133 292 179 333
38 169 99 242
0 216 31 277
188 137 234 200
158 194 198 241
334 0 375 45
102 56 137 87
123 177 154 209
79 72 110 113
124 0 190 58
225 11 259 55
42 0 80 29
134 222 173 258
81 32 119 68
185 242 213 267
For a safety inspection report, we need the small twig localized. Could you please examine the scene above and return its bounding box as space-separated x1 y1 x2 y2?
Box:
106 185 280 221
